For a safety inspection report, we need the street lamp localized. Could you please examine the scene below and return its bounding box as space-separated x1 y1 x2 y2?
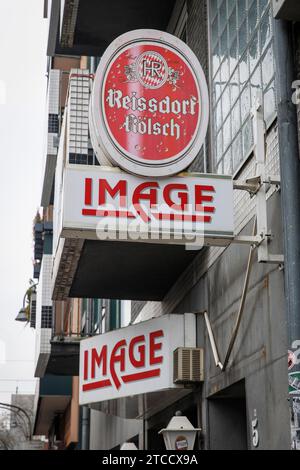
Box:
15 283 37 323
0 402 32 440
15 307 28 322
159 411 201 451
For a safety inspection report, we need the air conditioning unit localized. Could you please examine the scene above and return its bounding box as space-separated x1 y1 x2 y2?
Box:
173 347 204 384
272 0 300 21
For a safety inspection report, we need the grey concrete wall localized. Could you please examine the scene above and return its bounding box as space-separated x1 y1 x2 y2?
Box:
174 192 290 449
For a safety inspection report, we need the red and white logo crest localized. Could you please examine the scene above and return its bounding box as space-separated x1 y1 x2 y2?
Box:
90 30 209 177
136 51 168 89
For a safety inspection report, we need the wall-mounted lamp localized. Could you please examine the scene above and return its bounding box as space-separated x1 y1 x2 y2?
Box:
15 283 37 323
159 411 201 451
120 442 138 450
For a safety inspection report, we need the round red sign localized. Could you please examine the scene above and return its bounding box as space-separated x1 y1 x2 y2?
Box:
90 30 209 177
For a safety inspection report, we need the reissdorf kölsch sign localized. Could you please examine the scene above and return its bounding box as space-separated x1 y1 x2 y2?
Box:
61 29 234 245
90 29 209 177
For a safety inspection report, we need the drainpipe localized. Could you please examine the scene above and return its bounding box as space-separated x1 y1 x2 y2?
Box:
81 406 90 450
273 18 300 448
90 57 96 74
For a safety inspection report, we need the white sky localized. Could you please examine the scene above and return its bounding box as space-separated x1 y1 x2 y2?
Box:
0 1 48 404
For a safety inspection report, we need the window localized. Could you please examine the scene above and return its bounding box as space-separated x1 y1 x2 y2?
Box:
48 113 59 134
41 306 52 329
121 300 131 327
100 301 106 333
69 147 99 166
80 299 131 334
109 299 121 331
109 300 131 330
81 298 103 335
210 0 275 174
30 299 37 329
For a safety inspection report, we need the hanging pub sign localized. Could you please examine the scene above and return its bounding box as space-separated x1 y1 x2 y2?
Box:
61 166 234 244
90 29 209 177
79 314 196 405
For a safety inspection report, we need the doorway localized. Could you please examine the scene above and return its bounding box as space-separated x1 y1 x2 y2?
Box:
207 380 248 450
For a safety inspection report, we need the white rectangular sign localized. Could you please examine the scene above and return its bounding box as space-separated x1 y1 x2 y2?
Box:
79 315 193 405
62 166 234 244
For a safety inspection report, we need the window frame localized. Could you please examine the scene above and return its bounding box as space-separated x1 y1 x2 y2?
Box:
208 0 277 177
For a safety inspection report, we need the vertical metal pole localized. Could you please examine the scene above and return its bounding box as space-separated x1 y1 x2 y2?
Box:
81 406 90 450
90 57 96 74
77 299 80 336
142 418 148 451
43 0 48 19
69 301 72 337
60 302 64 337
203 312 223 369
274 18 300 449
87 299 93 336
196 392 203 450
52 301 55 337
252 97 269 262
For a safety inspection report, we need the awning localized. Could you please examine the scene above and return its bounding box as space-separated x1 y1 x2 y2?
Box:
48 0 177 57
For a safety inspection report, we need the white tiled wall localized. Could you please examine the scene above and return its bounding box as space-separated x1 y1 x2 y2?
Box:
48 69 60 115
67 68 90 155
45 70 60 163
41 255 53 307
40 328 51 354
34 254 53 376
47 132 58 155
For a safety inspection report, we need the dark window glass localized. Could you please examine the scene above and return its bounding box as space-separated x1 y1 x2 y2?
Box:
41 306 52 329
48 113 59 133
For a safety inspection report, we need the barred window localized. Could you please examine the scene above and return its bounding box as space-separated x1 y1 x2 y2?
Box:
30 299 36 329
209 0 276 174
41 306 52 329
69 148 100 166
48 113 59 134
81 298 103 335
69 152 89 165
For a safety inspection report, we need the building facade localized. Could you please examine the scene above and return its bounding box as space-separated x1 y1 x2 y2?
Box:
25 0 300 450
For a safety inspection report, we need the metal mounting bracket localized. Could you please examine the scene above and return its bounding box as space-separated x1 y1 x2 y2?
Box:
232 96 284 266
234 175 263 196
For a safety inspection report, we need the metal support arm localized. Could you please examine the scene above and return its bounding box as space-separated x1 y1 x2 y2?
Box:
202 100 285 371
232 97 284 265
201 218 257 371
